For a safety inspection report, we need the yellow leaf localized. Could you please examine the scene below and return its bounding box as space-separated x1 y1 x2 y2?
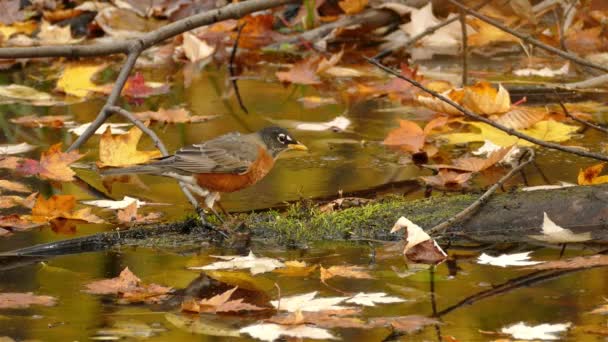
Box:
462 81 511 115
578 163 608 185
97 125 162 168
440 120 579 146
338 0 368 14
56 63 106 98
0 21 37 38
467 18 521 47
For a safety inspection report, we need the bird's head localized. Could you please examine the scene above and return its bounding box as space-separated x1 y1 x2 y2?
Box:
257 126 307 158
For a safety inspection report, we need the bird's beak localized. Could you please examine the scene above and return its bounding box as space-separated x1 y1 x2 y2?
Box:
288 142 308 151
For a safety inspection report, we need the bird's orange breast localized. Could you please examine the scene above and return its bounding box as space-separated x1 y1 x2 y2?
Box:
194 147 275 193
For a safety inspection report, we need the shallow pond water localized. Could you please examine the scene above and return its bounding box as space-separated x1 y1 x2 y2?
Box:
1 64 608 341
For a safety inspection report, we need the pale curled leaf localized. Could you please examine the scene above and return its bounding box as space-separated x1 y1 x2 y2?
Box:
529 212 591 243
82 196 146 210
270 292 349 313
0 142 36 155
240 323 336 342
345 292 405 306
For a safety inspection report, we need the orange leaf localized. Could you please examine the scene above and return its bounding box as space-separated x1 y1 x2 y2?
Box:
39 143 85 182
338 0 368 14
276 57 322 85
383 120 425 153
84 267 172 304
462 81 511 115
578 163 608 185
420 170 472 189
30 194 104 224
320 265 373 284
426 146 513 172
181 286 265 313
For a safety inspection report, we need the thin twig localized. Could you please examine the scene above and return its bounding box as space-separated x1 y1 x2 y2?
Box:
366 58 608 162
67 50 140 152
104 106 201 214
557 101 608 135
459 9 468 86
448 0 608 73
428 149 535 236
229 23 248 114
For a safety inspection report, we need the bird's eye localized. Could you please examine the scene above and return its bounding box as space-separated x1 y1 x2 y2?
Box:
277 133 287 143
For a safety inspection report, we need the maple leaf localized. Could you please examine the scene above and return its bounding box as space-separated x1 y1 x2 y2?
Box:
0 292 56 309
181 286 265 313
320 265 373 284
370 315 440 334
0 192 37 209
383 117 447 154
84 267 172 304
240 323 336 342
116 202 162 224
338 0 368 14
467 18 521 47
189 251 285 275
501 322 571 340
29 194 104 224
529 212 591 243
55 63 106 98
345 292 405 306
420 169 472 189
270 292 349 313
133 108 218 124
492 106 547 130
97 125 162 168
121 72 169 98
38 143 85 182
462 81 511 115
10 115 71 128
425 146 512 172
238 13 281 49
274 261 318 277
477 252 542 267
0 179 30 193
276 56 322 85
578 163 608 185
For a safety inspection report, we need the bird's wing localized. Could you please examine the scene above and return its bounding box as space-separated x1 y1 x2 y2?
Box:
170 133 260 174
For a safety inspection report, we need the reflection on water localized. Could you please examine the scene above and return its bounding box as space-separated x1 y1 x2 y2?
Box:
1 68 608 341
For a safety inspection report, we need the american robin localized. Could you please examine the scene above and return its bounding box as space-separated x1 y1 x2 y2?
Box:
101 126 308 210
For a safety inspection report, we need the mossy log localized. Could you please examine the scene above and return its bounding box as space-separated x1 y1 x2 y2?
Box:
3 185 608 259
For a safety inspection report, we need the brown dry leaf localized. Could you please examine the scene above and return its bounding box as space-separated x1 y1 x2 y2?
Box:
0 214 43 231
578 163 608 185
10 115 71 128
383 120 426 153
0 180 30 193
238 13 281 49
0 292 56 309
0 157 23 169
417 88 465 115
525 254 608 270
181 286 265 313
320 265 373 284
30 194 104 224
102 174 149 193
38 143 85 182
276 56 322 85
0 192 37 209
564 27 608 55
43 8 84 22
426 146 512 172
133 108 218 124
316 50 343 74
462 81 511 115
338 0 368 14
370 315 440 334
267 309 366 328
420 170 472 189
97 125 162 168
370 64 422 102
84 267 172 304
492 107 547 129
297 96 337 108
274 261 318 277
117 202 162 224
467 18 521 47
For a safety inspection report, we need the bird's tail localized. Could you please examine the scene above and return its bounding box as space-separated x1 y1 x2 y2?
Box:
99 164 164 176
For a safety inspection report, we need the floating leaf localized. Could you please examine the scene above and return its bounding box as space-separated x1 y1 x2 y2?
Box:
189 251 285 275
116 202 162 224
0 292 56 309
134 108 218 124
240 323 336 342
276 57 321 85
56 63 106 98
0 180 30 193
420 170 472 189
30 194 104 224
82 196 146 210
0 143 36 155
84 267 172 304
320 265 373 284
10 115 71 128
270 292 349 313
501 322 570 340
181 286 265 313
477 252 542 267
345 292 405 306
462 82 511 115
69 122 132 136
97 125 162 168
578 163 608 185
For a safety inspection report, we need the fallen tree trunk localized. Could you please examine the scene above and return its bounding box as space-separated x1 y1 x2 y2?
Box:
3 184 608 258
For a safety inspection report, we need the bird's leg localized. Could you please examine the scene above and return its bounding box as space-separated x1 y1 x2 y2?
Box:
204 192 225 223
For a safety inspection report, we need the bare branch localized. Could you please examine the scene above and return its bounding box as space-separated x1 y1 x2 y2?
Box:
428 149 535 236
448 0 608 74
366 57 608 162
557 101 608 135
0 0 298 59
459 9 468 86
